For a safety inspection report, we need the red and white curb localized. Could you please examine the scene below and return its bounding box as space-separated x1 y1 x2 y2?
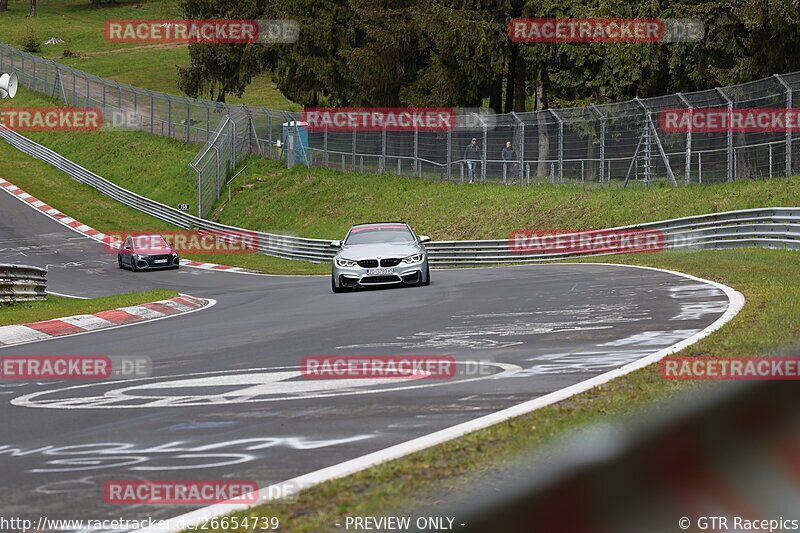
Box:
0 294 214 348
0 178 257 274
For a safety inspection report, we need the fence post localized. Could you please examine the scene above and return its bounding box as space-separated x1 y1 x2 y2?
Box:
352 129 357 171
509 112 524 185
323 124 329 166
677 93 693 184
167 97 172 139
774 74 793 178
215 146 220 200
381 125 387 174
591 104 606 185
195 167 202 217
481 121 487 183
413 126 419 177
549 109 564 184
447 128 452 181
715 87 734 182
231 119 237 170
184 97 191 142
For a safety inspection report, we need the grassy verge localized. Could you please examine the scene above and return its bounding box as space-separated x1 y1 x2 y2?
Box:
0 0 299 109
0 289 178 326
183 247 800 532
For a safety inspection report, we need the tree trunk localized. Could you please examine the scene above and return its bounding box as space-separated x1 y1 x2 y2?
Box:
535 69 550 179
504 46 517 114
513 52 526 112
0 0 9 13
488 75 503 116
29 0 36 17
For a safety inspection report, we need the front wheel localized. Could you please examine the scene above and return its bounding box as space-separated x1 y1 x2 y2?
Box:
421 263 430 286
117 255 125 269
332 277 345 293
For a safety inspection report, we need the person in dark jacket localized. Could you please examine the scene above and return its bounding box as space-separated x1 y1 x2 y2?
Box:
464 138 480 183
501 141 517 184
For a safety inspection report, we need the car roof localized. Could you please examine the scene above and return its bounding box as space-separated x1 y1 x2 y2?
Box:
350 222 409 228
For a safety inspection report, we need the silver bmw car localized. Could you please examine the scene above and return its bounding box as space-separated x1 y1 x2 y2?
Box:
331 222 431 293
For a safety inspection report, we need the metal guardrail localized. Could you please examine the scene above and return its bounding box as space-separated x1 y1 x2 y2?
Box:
0 126 798 266
0 263 47 302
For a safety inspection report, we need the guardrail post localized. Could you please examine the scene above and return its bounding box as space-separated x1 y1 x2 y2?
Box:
774 74 793 178
677 92 693 184
715 87 734 182
591 105 606 185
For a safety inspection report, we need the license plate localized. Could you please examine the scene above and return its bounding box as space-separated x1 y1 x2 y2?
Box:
154 259 168 264
366 268 394 275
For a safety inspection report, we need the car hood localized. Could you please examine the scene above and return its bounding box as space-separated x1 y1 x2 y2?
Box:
338 242 423 260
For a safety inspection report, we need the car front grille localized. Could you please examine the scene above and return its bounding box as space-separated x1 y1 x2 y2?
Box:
357 259 379 268
145 254 172 266
380 258 402 267
361 275 401 284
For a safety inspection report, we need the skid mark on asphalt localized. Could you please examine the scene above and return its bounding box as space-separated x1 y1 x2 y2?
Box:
0 436 376 474
337 302 651 350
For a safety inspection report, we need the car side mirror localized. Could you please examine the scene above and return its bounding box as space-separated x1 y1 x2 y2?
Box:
330 240 342 248
418 235 431 243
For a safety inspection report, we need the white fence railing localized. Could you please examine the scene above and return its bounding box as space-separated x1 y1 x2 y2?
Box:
0 126 798 266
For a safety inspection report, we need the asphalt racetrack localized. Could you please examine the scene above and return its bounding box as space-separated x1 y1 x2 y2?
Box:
0 189 734 528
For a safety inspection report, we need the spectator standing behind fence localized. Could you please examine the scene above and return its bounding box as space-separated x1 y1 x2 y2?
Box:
501 141 517 185
464 137 480 184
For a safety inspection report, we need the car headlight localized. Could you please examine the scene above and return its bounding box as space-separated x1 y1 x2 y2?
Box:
402 253 424 264
336 258 358 268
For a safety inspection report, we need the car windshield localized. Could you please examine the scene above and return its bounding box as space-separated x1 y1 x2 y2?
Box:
132 235 170 251
345 225 415 245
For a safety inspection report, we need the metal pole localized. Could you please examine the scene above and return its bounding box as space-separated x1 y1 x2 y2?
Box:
185 97 191 142
677 93 693 185
775 74 793 177
510 112 525 186
549 109 564 184
323 124 329 166
413 127 419 177
698 152 702 184
591 104 606 185
150 92 155 134
196 168 202 218
447 129 452 181
715 87 734 182
481 122 487 183
381 126 387 174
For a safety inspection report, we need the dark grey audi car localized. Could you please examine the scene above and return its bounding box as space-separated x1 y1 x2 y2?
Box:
117 234 180 271
330 222 431 292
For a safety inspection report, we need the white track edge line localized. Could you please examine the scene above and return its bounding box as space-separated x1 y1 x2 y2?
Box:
132 264 745 533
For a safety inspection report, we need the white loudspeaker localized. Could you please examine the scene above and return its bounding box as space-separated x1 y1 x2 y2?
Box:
0 72 18 99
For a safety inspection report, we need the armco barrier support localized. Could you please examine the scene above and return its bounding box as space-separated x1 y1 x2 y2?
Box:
0 126 798 266
0 263 47 301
